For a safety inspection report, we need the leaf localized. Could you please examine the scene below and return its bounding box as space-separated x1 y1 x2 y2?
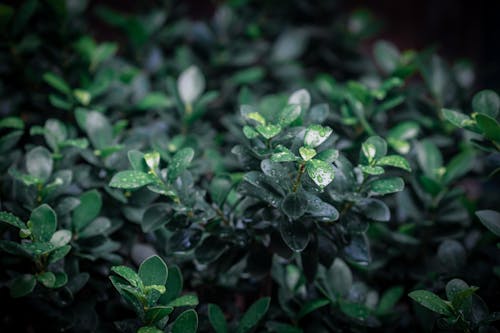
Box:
330 258 352 296
416 139 443 180
43 72 71 94
476 210 500 237
208 304 227 333
281 192 307 220
137 92 173 110
442 149 475 184
377 286 404 314
359 165 385 175
139 255 168 286
408 290 453 316
271 145 298 162
442 108 473 128
178 66 205 105
50 229 72 247
339 301 370 320
72 190 102 231
0 211 25 229
85 111 113 149
111 266 143 289
306 159 335 188
168 294 199 307
142 203 171 233
437 240 466 273
369 177 404 195
26 146 53 181
343 234 371 265
171 309 198 333
109 170 156 189
357 198 390 222
297 298 330 319
243 126 259 139
167 147 194 182
299 147 316 161
304 193 339 222
10 274 36 298
278 104 301 126
79 217 111 238
475 113 500 142
288 89 311 113
376 155 411 171
128 150 148 172
37 271 56 288
144 306 174 326
360 136 387 164
237 297 271 333
159 265 183 304
373 40 400 73
472 89 500 117
138 326 164 333
256 124 282 139
280 219 309 252
304 125 333 148
30 204 57 242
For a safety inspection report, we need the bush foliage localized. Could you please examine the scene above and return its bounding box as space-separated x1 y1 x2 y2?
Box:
0 1 499 332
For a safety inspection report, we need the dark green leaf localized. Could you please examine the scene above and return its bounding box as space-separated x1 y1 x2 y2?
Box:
171 309 198 333
408 290 453 316
476 210 500 236
139 255 168 287
10 274 36 298
208 303 227 333
109 170 156 189
72 190 102 231
30 204 57 242
472 89 500 117
237 297 271 333
168 148 194 182
368 177 404 195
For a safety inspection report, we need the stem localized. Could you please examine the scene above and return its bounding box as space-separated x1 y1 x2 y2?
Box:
292 163 306 192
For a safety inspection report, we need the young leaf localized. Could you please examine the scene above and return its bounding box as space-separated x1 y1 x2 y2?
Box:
408 290 453 316
30 204 57 242
139 255 168 286
237 297 271 333
178 66 205 105
171 309 198 333
306 159 335 188
256 124 282 139
271 145 298 162
279 104 301 126
299 147 316 161
304 125 332 148
109 170 156 189
208 303 228 333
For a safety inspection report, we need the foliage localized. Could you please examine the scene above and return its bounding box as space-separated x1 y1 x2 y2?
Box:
0 0 499 332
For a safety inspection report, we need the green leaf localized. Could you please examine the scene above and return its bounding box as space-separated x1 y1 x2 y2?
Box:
271 145 298 162
280 219 309 252
339 301 370 320
168 147 195 182
304 125 332 148
330 258 352 296
368 177 404 195
50 229 72 247
299 147 316 161
416 139 443 180
243 126 259 139
376 155 411 171
37 271 56 288
128 150 148 172
377 286 404 314
256 124 282 139
408 290 453 316
10 274 36 298
288 89 311 113
281 192 307 220
79 217 111 238
475 113 500 142
142 203 171 233
359 165 385 175
111 266 143 289
26 146 53 181
171 309 198 333
30 204 57 242
442 149 475 184
208 303 227 333
0 211 25 229
304 193 339 222
43 72 71 95
144 306 174 326
476 210 500 236
85 111 113 149
0 117 24 130
237 297 271 333
297 299 330 319
139 255 168 286
278 104 301 126
306 159 335 188
442 108 473 128
137 92 173 110
357 198 390 222
168 294 199 307
144 151 160 170
109 170 156 189
138 326 164 333
361 136 387 164
160 265 183 304
445 279 478 310
72 190 102 231
374 40 400 73
472 89 500 117
178 66 205 105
